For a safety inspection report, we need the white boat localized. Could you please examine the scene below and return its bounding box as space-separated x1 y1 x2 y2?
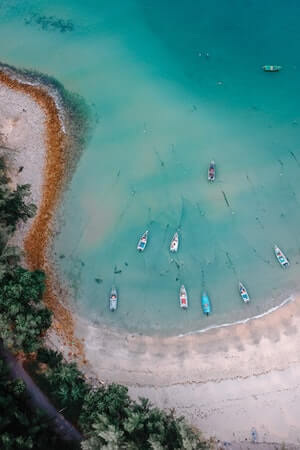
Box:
109 287 118 311
137 230 148 252
239 282 250 303
180 285 188 309
274 245 289 268
170 232 179 253
262 65 282 72
208 160 216 181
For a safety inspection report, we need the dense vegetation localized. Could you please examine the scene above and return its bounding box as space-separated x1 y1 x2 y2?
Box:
0 157 36 233
0 267 51 352
80 385 209 449
0 155 212 449
0 356 73 449
0 156 51 353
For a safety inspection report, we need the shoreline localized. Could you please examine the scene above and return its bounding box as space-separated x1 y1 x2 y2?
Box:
77 291 300 443
2 65 300 444
78 292 300 386
177 294 295 337
0 66 86 360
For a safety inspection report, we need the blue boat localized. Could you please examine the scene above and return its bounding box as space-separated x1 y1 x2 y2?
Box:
137 230 149 252
274 245 289 268
239 282 250 303
201 292 211 315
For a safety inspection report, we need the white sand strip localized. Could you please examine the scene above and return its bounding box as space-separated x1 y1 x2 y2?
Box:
0 81 46 251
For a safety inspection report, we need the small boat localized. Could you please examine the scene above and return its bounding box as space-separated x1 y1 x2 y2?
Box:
109 287 118 311
201 292 211 315
274 245 289 268
170 232 179 253
262 65 282 72
208 160 216 181
180 285 188 309
239 282 250 303
137 230 148 252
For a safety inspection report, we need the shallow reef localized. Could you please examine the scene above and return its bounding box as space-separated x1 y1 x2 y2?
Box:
24 13 74 33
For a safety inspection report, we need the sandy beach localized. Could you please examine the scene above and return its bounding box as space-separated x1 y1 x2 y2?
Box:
2 67 300 448
0 67 84 360
77 293 300 446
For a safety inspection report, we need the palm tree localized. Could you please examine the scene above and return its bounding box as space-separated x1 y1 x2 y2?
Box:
56 385 70 406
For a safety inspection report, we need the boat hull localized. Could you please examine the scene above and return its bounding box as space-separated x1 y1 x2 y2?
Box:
180 285 188 309
201 292 211 315
208 161 215 182
239 282 250 303
170 232 179 253
137 230 148 252
262 65 282 72
109 288 118 311
274 245 289 268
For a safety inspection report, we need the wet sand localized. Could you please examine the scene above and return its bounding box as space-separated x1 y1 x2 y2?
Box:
78 293 300 445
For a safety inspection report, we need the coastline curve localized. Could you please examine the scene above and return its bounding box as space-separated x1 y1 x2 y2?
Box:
0 63 89 360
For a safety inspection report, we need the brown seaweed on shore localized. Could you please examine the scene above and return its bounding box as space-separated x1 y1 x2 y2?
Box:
0 69 88 361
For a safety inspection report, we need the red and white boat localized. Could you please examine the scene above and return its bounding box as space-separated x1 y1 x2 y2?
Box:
180 285 188 309
170 232 179 253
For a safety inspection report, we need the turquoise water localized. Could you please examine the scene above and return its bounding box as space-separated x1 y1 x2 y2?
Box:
1 0 300 334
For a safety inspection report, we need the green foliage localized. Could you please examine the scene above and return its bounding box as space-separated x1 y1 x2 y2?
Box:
0 156 36 244
79 386 211 450
0 244 22 281
0 182 36 232
28 357 88 423
0 157 36 282
79 384 131 432
36 347 63 367
0 267 51 352
45 360 87 408
0 358 69 449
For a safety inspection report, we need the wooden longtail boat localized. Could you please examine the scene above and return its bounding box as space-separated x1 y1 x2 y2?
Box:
208 160 216 181
262 65 282 72
201 292 211 315
109 287 118 311
239 282 250 303
274 245 289 268
170 232 179 253
137 230 149 252
180 285 188 309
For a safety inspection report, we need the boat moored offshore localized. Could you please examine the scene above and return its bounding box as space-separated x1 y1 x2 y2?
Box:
137 230 149 252
274 245 289 268
109 287 118 311
239 282 250 303
262 65 282 72
170 232 179 253
201 292 211 315
208 160 216 181
180 285 188 309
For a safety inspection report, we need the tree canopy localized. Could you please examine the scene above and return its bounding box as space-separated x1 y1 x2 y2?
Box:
0 267 51 352
0 357 73 450
79 384 212 450
0 157 36 232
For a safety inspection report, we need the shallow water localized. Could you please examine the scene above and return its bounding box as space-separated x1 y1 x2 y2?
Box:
1 0 300 335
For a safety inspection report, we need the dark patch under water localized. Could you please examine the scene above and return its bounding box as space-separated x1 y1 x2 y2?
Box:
24 13 74 33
